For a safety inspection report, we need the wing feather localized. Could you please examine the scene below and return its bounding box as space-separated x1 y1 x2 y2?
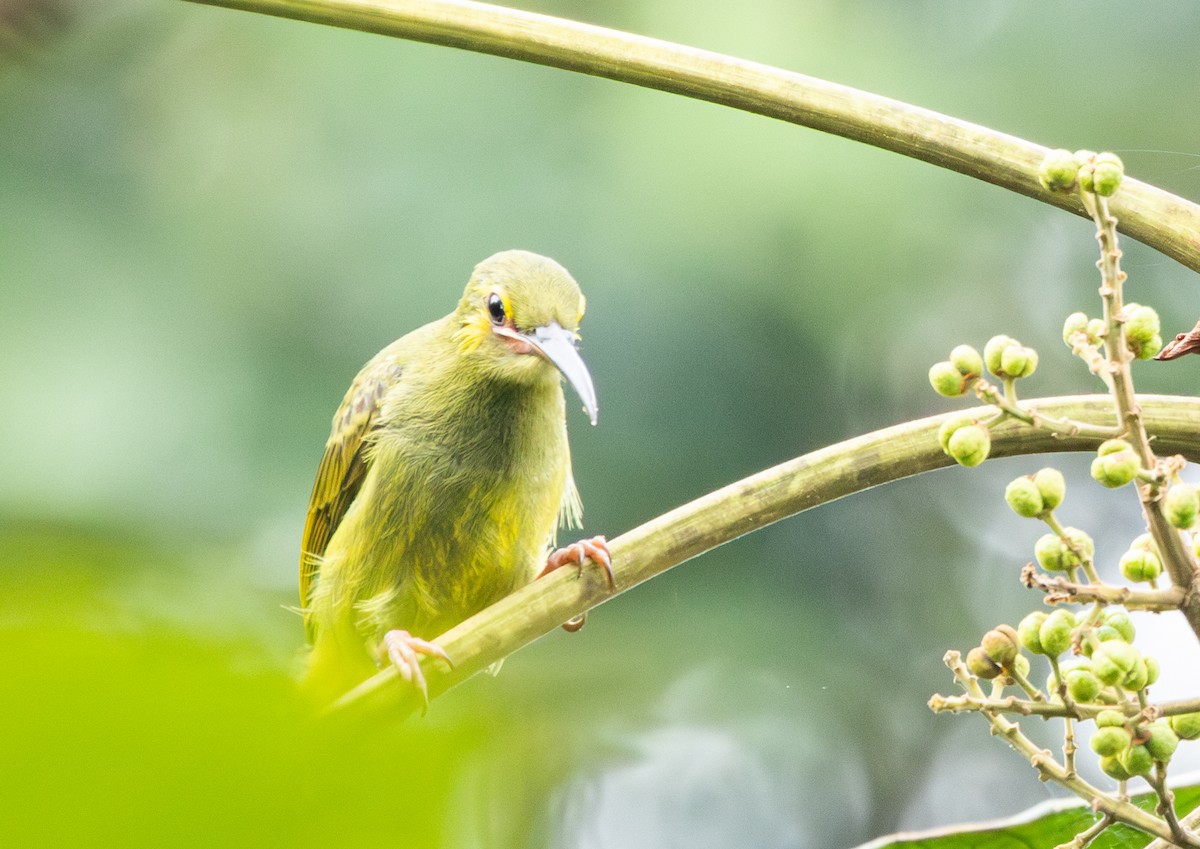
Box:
299 351 404 611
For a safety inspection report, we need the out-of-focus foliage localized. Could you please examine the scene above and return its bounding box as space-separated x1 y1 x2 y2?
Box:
4 1 1200 846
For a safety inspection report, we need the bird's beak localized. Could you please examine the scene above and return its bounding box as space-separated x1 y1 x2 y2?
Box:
523 322 599 425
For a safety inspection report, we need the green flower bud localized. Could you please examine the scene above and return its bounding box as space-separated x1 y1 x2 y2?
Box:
1091 152 1124 197
1100 754 1133 781
1034 468 1066 510
938 414 975 453
949 344 984 378
981 625 1020 665
1091 625 1122 647
1137 333 1164 360
1038 608 1076 657
1000 345 1038 379
1039 148 1080 191
1005 476 1044 518
1092 642 1139 688
966 646 1002 679
1034 534 1061 571
1144 721 1179 761
984 335 1017 375
929 361 967 397
1144 656 1160 687
1169 712 1200 741
1065 666 1101 702
1102 610 1135 643
1018 611 1048 654
1091 446 1140 488
1063 312 1089 346
1010 653 1030 678
1121 744 1154 776
1165 483 1199 530
1098 438 1134 457
1120 548 1163 583
1086 318 1106 342
1090 725 1132 757
1123 658 1149 692
1096 709 1127 728
1124 304 1161 345
947 424 990 467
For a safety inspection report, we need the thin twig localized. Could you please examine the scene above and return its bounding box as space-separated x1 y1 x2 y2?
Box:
1022 564 1186 610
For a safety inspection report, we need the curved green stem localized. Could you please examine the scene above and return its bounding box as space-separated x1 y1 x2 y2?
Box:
181 0 1200 275
324 393 1200 720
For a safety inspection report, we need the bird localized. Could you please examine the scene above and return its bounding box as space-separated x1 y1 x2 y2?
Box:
298 250 612 708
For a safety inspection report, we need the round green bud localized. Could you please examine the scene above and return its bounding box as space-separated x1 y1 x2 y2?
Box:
1075 150 1098 193
1005 476 1044 518
1096 709 1127 728
938 414 975 453
1124 304 1161 345
1136 333 1164 360
1120 548 1163 583
1169 712 1200 741
1065 666 1101 702
1096 641 1138 674
1035 533 1068 572
999 345 1038 379
1121 744 1154 776
1092 625 1122 646
1074 149 1098 167
1010 653 1030 678
1034 468 1066 510
1098 438 1134 457
949 344 984 378
1090 725 1132 757
1086 318 1106 343
984 335 1017 375
1063 312 1089 346
1100 754 1133 781
1122 658 1149 692
1091 152 1124 197
1165 483 1199 530
1038 608 1076 657
1039 148 1080 191
1144 656 1160 687
981 625 1020 665
1091 448 1140 488
1144 721 1179 761
1018 611 1049 654
966 646 1002 679
1103 610 1135 643
947 424 990 467
929 361 967 397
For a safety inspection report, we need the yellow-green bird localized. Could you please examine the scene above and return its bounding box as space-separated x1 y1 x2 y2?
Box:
300 250 611 706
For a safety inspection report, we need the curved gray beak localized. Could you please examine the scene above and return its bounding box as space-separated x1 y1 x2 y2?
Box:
525 322 598 425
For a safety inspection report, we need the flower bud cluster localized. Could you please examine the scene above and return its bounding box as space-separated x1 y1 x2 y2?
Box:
1038 149 1124 197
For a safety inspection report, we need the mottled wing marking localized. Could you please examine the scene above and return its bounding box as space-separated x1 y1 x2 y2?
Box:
299 354 405 613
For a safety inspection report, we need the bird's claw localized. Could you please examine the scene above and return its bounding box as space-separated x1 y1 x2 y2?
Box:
538 535 613 632
381 629 453 715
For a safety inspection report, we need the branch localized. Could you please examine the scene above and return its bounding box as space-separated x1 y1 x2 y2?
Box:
1022 564 1186 610
323 394 1200 720
180 0 1200 275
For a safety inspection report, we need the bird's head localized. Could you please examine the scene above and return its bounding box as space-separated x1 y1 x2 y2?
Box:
454 250 598 425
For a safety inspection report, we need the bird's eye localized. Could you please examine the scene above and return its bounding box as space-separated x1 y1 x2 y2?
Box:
487 294 507 325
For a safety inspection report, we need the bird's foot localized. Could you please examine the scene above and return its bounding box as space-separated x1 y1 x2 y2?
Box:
537 535 613 632
381 629 453 715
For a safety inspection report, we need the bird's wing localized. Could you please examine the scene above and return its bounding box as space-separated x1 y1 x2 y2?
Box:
299 348 405 611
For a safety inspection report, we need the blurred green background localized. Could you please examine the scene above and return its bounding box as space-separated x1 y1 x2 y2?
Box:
4 1 1200 846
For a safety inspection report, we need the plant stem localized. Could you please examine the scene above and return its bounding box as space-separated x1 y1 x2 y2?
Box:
1086 191 1200 639
944 651 1196 845
1021 565 1186 610
323 394 1200 719
180 0 1200 275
